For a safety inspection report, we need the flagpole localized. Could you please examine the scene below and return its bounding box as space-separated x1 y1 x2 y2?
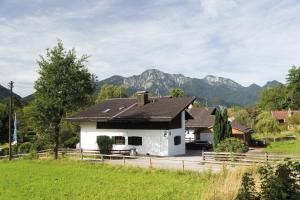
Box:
8 81 13 160
14 112 17 152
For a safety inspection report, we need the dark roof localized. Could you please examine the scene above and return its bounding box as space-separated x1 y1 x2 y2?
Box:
186 107 215 128
230 120 253 133
186 107 253 133
67 96 195 122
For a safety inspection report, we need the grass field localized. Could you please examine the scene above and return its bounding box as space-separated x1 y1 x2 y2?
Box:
264 131 300 155
265 139 300 155
0 160 245 200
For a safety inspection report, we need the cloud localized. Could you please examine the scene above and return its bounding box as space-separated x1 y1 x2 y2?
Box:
0 0 300 96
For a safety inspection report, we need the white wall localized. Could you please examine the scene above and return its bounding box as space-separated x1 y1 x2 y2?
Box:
168 111 186 156
79 111 186 156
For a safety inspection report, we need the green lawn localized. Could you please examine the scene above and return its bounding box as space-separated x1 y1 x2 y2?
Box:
264 131 300 155
0 160 226 200
265 139 300 155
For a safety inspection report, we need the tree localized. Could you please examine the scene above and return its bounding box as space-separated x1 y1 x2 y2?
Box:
223 109 232 139
96 84 127 102
32 40 95 159
288 114 300 130
213 109 222 150
169 88 184 98
287 66 300 109
232 106 261 129
255 112 281 134
258 85 289 110
192 101 203 108
213 108 232 149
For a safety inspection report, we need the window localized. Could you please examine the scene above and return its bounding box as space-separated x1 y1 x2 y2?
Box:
103 108 110 113
112 136 125 145
174 136 181 145
128 136 142 146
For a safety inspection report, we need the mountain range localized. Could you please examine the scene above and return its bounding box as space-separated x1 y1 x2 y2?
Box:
1 69 282 106
96 69 282 106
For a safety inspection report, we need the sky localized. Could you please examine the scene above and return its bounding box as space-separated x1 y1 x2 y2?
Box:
0 0 300 97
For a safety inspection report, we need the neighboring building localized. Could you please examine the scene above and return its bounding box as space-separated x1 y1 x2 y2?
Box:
67 91 195 156
185 107 253 145
271 109 300 124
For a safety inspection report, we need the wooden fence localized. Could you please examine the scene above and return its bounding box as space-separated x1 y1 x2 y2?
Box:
202 151 300 164
1 149 299 172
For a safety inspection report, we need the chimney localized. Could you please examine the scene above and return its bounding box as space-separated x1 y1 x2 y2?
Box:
136 91 149 106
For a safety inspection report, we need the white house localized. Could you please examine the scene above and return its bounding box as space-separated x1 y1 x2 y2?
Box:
185 107 253 145
67 91 195 156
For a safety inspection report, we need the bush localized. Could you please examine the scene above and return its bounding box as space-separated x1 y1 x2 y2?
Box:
259 161 300 200
216 138 248 153
235 172 259 200
236 161 300 200
63 136 79 148
96 136 113 154
18 142 33 153
23 150 39 160
0 145 18 155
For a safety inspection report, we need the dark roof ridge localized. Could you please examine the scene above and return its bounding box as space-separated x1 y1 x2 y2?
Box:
67 96 196 122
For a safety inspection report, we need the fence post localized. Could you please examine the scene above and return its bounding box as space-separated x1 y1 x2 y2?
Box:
81 149 83 160
202 152 206 161
149 157 152 169
265 152 268 162
123 156 126 166
182 160 185 172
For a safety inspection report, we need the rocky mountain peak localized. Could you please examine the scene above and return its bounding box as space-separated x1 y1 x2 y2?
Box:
203 75 241 89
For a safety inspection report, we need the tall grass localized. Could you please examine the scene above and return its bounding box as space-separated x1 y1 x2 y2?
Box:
0 160 247 200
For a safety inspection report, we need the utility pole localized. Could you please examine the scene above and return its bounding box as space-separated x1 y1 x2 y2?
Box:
8 81 13 160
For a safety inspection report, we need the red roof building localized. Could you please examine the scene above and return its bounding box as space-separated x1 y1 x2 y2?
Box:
271 110 300 124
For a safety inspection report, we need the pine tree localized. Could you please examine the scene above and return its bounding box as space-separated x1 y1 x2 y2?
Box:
213 108 232 150
213 109 222 149
223 109 232 139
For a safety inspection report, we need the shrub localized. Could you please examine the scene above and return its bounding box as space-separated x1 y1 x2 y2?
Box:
23 150 39 160
0 145 18 155
96 136 113 154
63 136 79 148
236 161 300 200
235 172 259 200
18 142 33 153
259 161 300 200
216 138 248 153
0 147 9 156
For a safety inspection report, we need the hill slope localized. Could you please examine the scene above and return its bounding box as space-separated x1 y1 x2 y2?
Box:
0 85 21 102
